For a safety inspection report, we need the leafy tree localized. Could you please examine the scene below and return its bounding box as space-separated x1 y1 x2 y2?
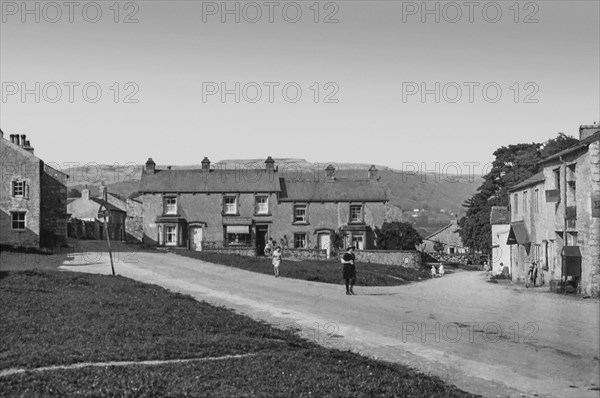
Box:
433 239 444 254
331 231 344 251
458 133 579 254
68 188 82 198
375 222 423 250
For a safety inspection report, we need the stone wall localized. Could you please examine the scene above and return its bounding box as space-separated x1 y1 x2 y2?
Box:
126 199 144 243
281 248 328 262
40 164 68 247
352 250 421 269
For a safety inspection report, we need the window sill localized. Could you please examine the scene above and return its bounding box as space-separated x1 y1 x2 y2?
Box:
254 213 272 217
222 212 240 217
292 221 310 226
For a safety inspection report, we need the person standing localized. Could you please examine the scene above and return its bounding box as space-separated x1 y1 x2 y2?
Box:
272 246 282 277
341 246 356 295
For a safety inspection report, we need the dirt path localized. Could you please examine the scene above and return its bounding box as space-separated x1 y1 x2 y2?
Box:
2 243 599 398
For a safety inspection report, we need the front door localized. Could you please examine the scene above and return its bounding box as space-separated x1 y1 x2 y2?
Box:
318 233 330 250
190 227 203 251
256 225 268 256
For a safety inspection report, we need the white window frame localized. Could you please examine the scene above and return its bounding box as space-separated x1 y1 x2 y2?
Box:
165 225 177 246
294 205 307 223
164 197 177 215
294 233 307 248
12 181 25 198
224 196 237 215
255 195 269 215
349 204 362 223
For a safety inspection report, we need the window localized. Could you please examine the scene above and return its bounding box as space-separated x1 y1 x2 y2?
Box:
349 205 363 223
294 205 307 223
255 196 269 214
513 193 519 214
164 197 177 215
12 181 26 198
523 191 528 212
352 234 364 250
534 189 539 212
11 212 26 230
553 168 561 192
294 233 307 248
224 196 237 214
165 225 177 245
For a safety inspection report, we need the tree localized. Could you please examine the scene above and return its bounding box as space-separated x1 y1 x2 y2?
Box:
68 188 82 198
457 133 579 254
433 239 444 254
374 222 423 250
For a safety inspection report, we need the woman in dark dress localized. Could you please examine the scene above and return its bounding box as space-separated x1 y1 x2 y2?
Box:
341 246 356 295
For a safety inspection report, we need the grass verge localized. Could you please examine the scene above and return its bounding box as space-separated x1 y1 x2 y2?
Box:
169 249 431 286
0 270 478 397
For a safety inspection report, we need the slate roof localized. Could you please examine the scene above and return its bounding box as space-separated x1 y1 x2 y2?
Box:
539 130 600 164
278 178 388 202
138 168 281 193
90 198 126 213
508 171 546 192
490 206 510 225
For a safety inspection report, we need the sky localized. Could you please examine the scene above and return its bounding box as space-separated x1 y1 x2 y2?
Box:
1 0 599 177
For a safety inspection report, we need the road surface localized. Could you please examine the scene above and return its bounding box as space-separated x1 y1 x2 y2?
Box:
2 243 599 398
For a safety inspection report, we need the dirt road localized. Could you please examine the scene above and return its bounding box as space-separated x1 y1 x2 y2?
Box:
3 243 599 398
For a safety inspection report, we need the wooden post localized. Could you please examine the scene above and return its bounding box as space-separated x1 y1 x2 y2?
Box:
103 217 115 276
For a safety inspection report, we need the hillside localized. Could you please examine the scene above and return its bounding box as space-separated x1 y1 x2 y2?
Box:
64 159 481 218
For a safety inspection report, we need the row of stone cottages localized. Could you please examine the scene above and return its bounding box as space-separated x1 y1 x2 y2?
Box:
490 124 600 297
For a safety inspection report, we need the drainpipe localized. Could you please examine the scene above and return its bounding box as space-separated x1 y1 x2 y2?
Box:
560 155 567 284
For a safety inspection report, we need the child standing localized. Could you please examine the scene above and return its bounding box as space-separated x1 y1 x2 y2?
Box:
272 246 282 277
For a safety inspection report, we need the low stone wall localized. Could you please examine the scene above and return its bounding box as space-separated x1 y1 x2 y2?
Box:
282 248 328 262
203 247 256 257
352 250 421 269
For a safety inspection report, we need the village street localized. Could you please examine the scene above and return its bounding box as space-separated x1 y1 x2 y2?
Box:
2 243 599 398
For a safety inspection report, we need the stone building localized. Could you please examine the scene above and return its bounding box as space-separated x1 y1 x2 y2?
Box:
420 219 467 254
489 206 510 276
507 125 600 296
0 131 68 248
67 188 126 241
136 157 393 254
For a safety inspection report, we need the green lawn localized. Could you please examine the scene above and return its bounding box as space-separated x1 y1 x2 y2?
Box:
0 270 478 397
170 249 432 286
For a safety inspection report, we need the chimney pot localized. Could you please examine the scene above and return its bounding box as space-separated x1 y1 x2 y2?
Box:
20 135 26 146
325 164 336 180
579 124 600 141
99 185 107 201
14 135 20 146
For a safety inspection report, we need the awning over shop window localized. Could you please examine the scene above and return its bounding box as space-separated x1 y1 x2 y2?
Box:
561 246 581 257
222 217 252 226
226 225 250 234
506 222 530 245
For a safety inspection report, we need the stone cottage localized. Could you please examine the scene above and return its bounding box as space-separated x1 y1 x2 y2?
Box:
136 157 394 255
67 187 126 241
507 124 600 296
0 131 68 248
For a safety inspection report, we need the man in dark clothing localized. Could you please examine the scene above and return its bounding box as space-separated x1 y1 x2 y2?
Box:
341 246 356 295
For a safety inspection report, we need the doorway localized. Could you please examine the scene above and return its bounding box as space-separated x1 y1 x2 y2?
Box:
190 226 203 251
256 225 268 256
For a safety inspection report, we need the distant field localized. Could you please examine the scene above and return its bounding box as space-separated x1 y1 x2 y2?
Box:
0 270 478 397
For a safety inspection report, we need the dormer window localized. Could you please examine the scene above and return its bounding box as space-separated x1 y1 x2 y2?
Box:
164 197 177 215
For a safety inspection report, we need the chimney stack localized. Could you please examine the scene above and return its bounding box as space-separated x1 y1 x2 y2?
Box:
201 157 211 172
145 158 156 174
264 156 275 172
579 123 599 141
368 165 379 180
99 185 107 201
24 140 34 154
9 134 15 144
82 188 90 201
325 164 336 181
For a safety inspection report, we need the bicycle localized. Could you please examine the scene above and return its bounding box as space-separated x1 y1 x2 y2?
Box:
525 263 538 288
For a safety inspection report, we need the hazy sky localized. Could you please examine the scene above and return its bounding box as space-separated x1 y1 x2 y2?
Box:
1 1 598 176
